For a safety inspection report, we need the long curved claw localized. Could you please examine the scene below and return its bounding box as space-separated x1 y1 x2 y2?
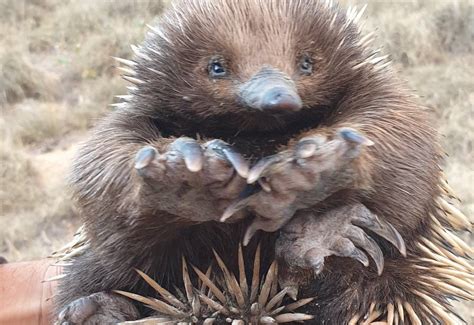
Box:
360 234 384 275
243 208 294 245
171 137 204 172
348 246 370 267
221 196 253 222
220 184 261 222
243 221 260 246
243 205 295 244
352 214 407 257
205 139 250 178
347 227 385 275
247 155 282 184
332 238 370 268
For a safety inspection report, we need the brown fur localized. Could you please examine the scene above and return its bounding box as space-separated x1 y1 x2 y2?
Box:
57 1 471 324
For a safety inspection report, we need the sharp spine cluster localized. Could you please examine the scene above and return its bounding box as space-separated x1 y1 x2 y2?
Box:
51 225 89 262
116 244 315 324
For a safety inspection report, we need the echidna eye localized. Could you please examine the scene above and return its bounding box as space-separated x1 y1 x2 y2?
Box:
300 56 313 75
209 60 227 78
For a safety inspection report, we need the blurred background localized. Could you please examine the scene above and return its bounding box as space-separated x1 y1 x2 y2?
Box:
0 0 472 320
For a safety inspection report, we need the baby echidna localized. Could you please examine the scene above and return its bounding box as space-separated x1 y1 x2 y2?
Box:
116 244 314 324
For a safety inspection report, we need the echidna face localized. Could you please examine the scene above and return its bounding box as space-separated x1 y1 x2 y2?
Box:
134 0 362 133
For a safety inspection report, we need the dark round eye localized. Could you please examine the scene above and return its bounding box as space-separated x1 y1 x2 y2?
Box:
209 60 227 78
300 56 313 75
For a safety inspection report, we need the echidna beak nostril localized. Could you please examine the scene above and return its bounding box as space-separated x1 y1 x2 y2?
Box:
261 87 303 112
239 68 302 113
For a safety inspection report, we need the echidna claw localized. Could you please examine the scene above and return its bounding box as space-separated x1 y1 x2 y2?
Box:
347 245 370 267
337 127 374 146
220 184 261 222
294 135 327 160
204 139 249 178
341 226 385 275
134 146 157 170
243 222 259 246
352 213 407 257
170 137 204 172
286 285 299 301
303 249 325 275
221 196 252 222
258 178 272 192
247 154 282 184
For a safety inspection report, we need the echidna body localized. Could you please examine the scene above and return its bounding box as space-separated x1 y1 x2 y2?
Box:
54 1 472 324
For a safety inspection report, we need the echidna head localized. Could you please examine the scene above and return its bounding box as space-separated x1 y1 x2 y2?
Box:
129 0 365 134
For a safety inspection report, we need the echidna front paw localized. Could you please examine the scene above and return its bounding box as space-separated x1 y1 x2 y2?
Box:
56 292 139 325
135 137 249 222
276 203 406 288
222 128 374 244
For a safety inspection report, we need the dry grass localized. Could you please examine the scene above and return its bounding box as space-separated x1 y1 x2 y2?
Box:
348 0 474 219
0 0 472 320
0 0 166 260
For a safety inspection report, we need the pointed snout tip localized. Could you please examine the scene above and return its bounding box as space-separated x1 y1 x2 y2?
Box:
261 87 303 112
